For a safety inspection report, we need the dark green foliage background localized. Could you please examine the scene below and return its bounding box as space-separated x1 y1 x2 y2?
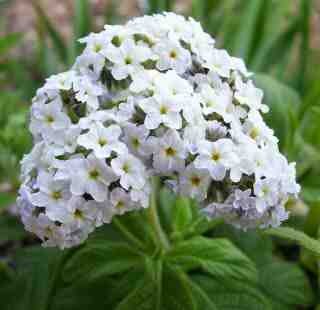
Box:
1 0 320 309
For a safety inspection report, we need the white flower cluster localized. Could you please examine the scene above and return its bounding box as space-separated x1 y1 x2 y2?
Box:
18 13 300 248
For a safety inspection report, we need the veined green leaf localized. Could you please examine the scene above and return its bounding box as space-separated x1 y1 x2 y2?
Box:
63 240 144 283
213 226 273 266
265 226 320 257
53 267 146 310
260 261 314 308
1 247 64 310
166 236 257 282
191 274 271 310
161 264 196 310
115 274 157 310
172 196 193 235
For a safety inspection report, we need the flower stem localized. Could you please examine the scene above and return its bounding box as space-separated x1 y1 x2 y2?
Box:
113 217 145 250
148 177 170 252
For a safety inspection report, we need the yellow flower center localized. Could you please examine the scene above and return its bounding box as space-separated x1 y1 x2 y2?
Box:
191 176 201 187
165 147 176 157
89 169 100 179
211 152 220 161
51 191 62 200
98 138 107 146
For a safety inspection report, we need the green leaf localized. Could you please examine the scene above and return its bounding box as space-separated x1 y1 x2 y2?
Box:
259 261 314 307
189 279 218 310
158 187 177 234
63 240 144 283
32 1 68 64
227 0 264 61
265 226 320 257
213 226 314 308
161 264 196 310
0 32 23 55
0 213 27 243
114 263 196 310
295 0 312 91
166 236 257 282
72 0 92 62
2 247 64 310
0 192 16 210
250 17 300 72
147 0 172 14
213 226 273 266
191 274 271 310
52 267 146 310
172 197 193 235
254 73 301 151
115 274 157 310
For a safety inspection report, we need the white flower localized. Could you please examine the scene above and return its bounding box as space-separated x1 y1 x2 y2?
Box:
68 154 118 202
18 12 300 247
30 171 72 222
179 164 210 201
154 70 193 97
151 129 186 173
139 93 183 130
154 39 191 74
73 75 104 110
130 70 160 93
230 57 252 77
103 38 151 80
186 18 215 58
47 125 81 155
45 71 75 91
203 49 232 78
67 196 97 230
78 123 126 158
199 83 232 117
74 52 105 78
206 121 227 141
35 214 67 247
243 110 277 146
123 124 150 157
30 98 71 136
194 139 238 180
183 125 206 154
116 96 136 123
79 32 108 56
79 110 116 129
182 96 205 126
111 153 146 190
162 12 189 41
254 178 280 211
235 79 269 113
110 187 134 215
130 182 151 208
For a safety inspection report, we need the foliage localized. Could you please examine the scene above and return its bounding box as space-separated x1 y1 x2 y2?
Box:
1 191 317 309
1 0 320 309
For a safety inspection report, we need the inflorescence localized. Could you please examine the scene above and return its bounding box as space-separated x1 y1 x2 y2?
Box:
17 13 300 248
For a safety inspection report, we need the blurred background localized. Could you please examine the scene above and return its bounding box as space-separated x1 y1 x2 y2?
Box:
1 0 320 270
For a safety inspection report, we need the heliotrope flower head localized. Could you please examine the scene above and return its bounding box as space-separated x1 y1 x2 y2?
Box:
18 12 300 248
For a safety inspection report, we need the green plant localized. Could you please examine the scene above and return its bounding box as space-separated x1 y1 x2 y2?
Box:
1 1 320 309
2 188 320 309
